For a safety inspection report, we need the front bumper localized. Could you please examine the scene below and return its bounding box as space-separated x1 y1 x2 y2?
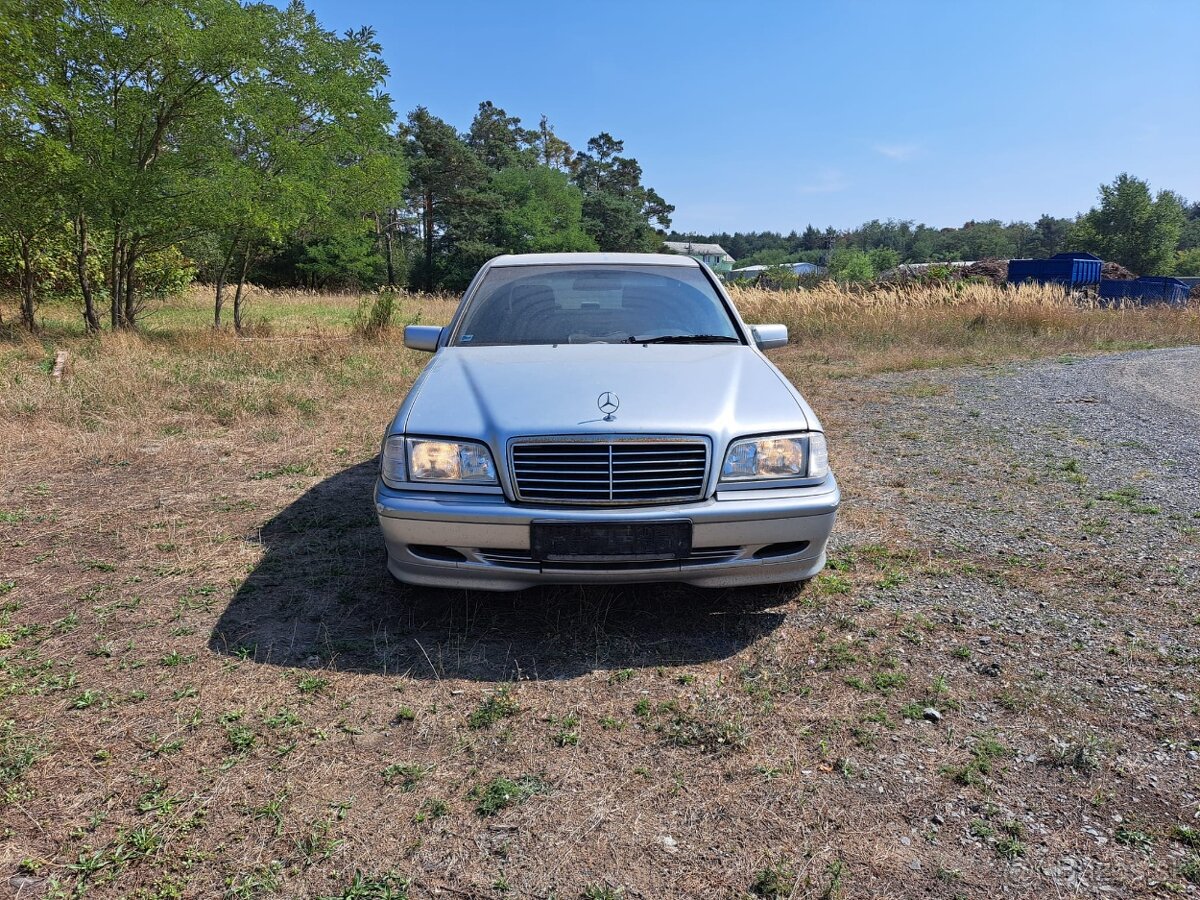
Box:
375 475 840 591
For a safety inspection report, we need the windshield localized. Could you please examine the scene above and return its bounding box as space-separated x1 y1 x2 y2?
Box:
451 264 743 347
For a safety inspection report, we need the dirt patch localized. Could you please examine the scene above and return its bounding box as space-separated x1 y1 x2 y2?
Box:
959 258 1008 283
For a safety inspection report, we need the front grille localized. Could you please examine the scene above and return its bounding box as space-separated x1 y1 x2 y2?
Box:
510 436 709 505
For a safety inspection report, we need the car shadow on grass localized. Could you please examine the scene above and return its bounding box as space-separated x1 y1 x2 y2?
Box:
209 459 796 681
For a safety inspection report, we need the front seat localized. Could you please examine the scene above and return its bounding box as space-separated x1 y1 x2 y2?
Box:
507 284 559 343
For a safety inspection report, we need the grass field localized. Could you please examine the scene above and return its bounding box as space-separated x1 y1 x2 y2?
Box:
1 284 1199 898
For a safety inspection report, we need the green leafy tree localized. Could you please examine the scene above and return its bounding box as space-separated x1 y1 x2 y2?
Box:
488 166 596 254
400 108 490 290
0 129 74 329
867 247 900 275
757 264 800 289
828 249 874 282
1024 214 1073 258
1176 202 1200 251
1173 248 1200 276
1070 174 1185 275
198 9 401 328
572 133 673 252
466 101 535 171
398 103 598 290
7 0 279 330
532 115 575 172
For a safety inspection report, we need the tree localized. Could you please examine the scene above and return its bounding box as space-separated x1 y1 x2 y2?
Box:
1070 174 1185 275
400 108 490 290
1173 248 1200 276
734 248 794 269
397 103 605 291
198 8 401 328
0 127 74 329
488 166 595 254
1177 201 1200 251
466 101 534 171
799 224 824 252
572 133 673 252
532 115 574 172
867 247 900 275
1024 214 1072 258
828 249 874 282
7 0 280 330
2 0 405 326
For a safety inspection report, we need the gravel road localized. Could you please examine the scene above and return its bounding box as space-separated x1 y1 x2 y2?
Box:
821 346 1200 898
1003 345 1200 484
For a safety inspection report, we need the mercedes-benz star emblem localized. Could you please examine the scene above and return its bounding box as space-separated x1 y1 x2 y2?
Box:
597 391 620 420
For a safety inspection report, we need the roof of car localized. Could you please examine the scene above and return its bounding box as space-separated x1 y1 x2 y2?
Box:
488 252 698 268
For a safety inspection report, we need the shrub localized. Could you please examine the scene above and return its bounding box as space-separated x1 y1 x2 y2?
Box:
354 290 396 339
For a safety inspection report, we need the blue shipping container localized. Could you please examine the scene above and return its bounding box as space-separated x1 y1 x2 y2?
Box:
1007 252 1102 287
1098 277 1190 306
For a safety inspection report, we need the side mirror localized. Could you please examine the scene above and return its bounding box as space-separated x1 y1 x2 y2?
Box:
752 324 788 350
404 325 444 352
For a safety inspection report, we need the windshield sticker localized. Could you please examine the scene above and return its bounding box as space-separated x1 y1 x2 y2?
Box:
461 334 474 343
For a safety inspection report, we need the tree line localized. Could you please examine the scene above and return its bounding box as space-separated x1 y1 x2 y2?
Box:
0 0 672 332
673 173 1200 281
2 1 1196 334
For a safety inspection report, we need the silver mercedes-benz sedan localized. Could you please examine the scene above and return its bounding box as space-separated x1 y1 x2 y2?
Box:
375 252 839 591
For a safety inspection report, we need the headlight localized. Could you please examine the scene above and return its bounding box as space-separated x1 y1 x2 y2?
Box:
380 436 498 487
407 438 497 484
720 433 828 481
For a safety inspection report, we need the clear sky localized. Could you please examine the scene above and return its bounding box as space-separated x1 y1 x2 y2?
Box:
302 0 1200 235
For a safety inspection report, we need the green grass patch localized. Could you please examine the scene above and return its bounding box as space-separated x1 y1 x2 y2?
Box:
469 775 548 816
467 686 518 729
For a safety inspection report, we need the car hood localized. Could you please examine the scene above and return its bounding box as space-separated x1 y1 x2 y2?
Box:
394 345 817 446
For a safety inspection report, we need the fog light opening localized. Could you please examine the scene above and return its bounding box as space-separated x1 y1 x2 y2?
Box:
408 544 467 563
753 541 810 560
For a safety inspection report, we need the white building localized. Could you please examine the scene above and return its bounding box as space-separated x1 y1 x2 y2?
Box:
663 241 735 272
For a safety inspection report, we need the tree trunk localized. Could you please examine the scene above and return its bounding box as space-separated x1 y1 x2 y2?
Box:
233 242 253 333
18 233 37 331
109 234 123 331
423 191 434 291
376 212 395 288
213 232 239 329
75 215 100 333
122 242 139 329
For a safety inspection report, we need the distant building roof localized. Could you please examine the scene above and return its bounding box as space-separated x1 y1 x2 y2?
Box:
664 241 733 261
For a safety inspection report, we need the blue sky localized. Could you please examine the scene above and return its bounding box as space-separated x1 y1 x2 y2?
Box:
304 0 1200 234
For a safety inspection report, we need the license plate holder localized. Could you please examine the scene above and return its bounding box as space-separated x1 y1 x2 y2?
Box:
530 521 692 562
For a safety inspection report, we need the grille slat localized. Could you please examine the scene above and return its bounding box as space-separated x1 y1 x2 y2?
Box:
477 546 741 570
511 437 709 505
513 472 614 480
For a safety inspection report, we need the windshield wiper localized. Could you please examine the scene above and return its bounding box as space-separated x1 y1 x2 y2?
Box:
626 334 740 344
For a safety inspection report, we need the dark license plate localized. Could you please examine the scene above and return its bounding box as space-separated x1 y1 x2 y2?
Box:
530 521 692 562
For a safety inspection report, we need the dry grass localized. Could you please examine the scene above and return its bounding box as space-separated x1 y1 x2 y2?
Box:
0 283 1197 898
730 281 1200 379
